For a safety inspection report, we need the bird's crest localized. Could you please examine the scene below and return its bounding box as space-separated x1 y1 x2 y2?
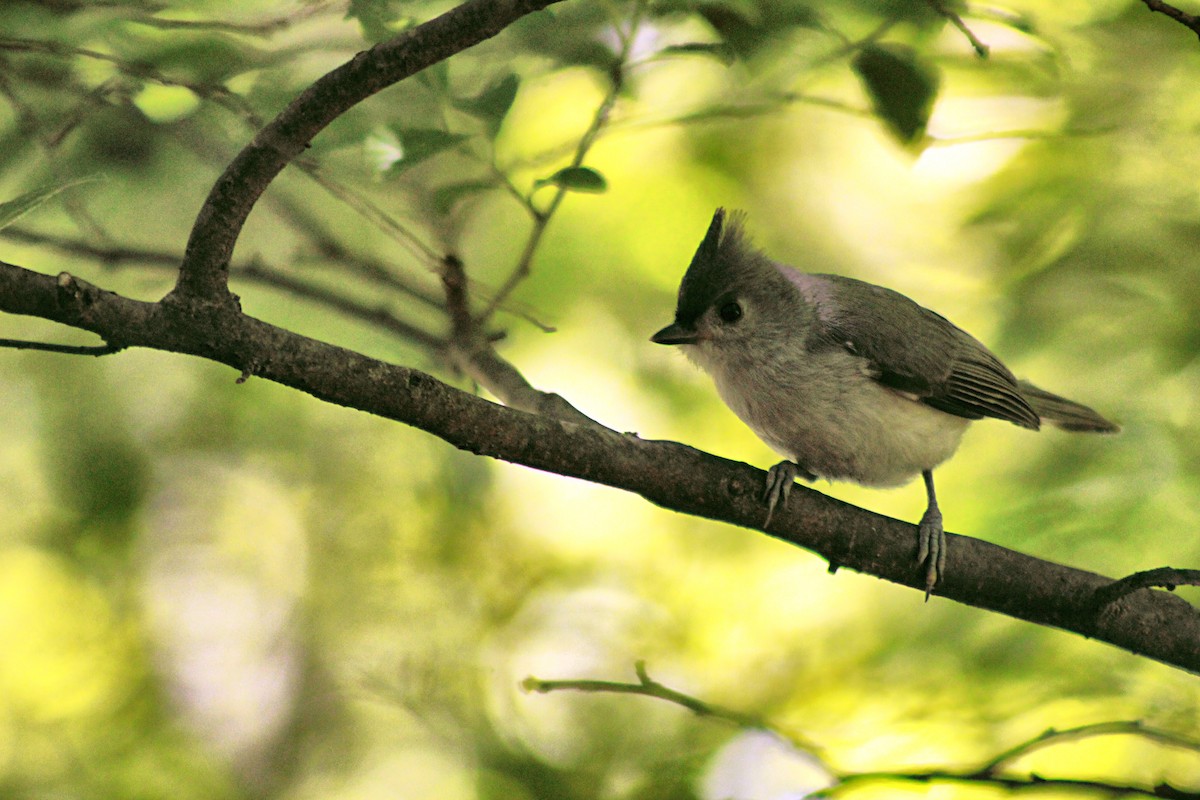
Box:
675 208 764 326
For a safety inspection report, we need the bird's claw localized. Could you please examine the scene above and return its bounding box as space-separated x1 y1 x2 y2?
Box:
763 461 813 527
917 505 945 601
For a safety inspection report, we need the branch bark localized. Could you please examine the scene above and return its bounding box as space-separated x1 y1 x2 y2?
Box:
2 258 1199 675
174 0 564 304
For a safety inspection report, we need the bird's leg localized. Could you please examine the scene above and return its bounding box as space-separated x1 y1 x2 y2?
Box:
763 461 815 527
916 469 945 601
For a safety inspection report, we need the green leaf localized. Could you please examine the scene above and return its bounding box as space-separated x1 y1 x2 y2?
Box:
418 59 451 94
432 180 500 215
0 176 100 232
387 128 471 174
509 7 619 73
534 166 608 194
852 44 940 145
346 0 406 43
695 3 758 58
452 73 520 136
657 42 737 65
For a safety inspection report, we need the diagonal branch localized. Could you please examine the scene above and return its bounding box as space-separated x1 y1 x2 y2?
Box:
173 0 565 304
440 252 598 424
3 257 1200 674
1140 0 1200 40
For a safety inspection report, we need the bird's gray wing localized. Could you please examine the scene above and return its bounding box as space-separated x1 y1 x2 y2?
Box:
790 272 1040 429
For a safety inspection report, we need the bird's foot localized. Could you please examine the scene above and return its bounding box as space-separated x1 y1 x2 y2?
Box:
763 461 815 527
916 505 945 601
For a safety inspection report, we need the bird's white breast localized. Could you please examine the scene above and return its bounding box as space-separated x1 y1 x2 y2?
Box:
685 342 970 488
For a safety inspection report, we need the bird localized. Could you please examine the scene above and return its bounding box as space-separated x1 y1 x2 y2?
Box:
651 208 1118 597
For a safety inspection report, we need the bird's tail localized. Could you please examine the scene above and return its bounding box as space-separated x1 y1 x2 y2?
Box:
1018 381 1120 433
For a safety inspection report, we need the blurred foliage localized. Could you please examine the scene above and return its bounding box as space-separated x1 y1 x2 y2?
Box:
1 0 1200 798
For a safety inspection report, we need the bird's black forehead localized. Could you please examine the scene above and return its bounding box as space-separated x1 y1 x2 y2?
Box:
675 208 744 325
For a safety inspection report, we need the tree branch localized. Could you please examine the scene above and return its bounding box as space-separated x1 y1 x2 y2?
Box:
526 665 1200 798
3 257 1200 674
1094 567 1200 606
524 660 825 756
440 251 598 424
173 0 565 304
1141 0 1200 40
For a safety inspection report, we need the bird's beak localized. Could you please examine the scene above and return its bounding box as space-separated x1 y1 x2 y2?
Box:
651 322 699 345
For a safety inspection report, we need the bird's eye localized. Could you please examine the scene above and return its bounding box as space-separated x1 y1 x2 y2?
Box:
717 301 743 324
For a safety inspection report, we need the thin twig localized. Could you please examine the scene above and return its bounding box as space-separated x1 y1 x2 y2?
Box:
292 159 444 269
524 661 827 759
981 721 1200 772
479 2 647 323
0 337 124 356
0 227 442 349
525 666 1200 799
240 258 442 348
497 93 873 174
1140 0 1200 40
812 16 900 67
826 769 1199 798
124 1 338 36
0 36 264 127
437 248 596 424
928 0 990 57
440 254 473 337
1094 567 1200 607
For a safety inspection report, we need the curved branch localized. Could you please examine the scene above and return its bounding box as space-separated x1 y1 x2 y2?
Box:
173 0 564 304
3 258 1200 674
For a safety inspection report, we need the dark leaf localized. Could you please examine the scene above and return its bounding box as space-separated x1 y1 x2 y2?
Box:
509 7 619 73
762 4 823 30
535 166 608 194
432 180 500 215
658 42 737 65
852 44 940 145
693 2 824 59
418 59 451 94
387 128 470 174
696 3 758 57
452 73 520 136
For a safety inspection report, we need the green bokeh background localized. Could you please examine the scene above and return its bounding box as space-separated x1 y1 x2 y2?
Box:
1 0 1199 797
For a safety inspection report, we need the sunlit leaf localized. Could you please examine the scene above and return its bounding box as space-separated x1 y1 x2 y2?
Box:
852 43 940 145
534 166 607 193
0 177 100 232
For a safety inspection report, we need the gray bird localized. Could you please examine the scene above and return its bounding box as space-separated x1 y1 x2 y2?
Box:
651 208 1118 597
